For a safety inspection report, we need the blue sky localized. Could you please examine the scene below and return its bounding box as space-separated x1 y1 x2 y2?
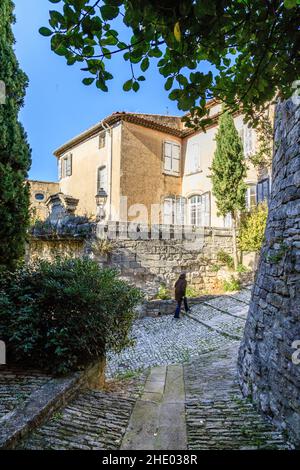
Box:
13 0 209 182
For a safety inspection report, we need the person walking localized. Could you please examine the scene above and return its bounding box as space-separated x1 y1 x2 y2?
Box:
174 272 190 319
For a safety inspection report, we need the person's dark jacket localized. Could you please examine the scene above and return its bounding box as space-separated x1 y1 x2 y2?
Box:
175 274 187 302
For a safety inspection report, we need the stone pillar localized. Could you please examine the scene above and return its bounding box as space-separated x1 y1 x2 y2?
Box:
238 99 300 445
84 356 106 390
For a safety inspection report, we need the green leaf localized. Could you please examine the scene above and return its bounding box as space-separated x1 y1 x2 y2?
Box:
96 79 108 92
100 5 119 20
132 81 140 92
39 27 53 37
164 76 174 91
284 0 297 8
141 57 149 72
82 78 95 86
123 79 133 91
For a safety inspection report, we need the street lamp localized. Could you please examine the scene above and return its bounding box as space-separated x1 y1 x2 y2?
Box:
95 188 108 221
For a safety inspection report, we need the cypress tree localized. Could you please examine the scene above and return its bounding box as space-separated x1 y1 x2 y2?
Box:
211 112 247 269
0 0 31 270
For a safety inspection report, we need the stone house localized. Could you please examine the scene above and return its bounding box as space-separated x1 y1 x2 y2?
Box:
28 180 60 221
32 99 272 226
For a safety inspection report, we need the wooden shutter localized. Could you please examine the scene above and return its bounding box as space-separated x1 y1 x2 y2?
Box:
172 143 180 174
58 158 62 180
66 154 72 176
164 142 172 171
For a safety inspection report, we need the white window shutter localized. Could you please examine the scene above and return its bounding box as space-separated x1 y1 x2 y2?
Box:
66 154 72 176
165 157 172 171
164 142 172 157
172 143 180 159
172 157 180 173
164 141 181 174
192 143 200 172
58 158 62 179
163 197 173 224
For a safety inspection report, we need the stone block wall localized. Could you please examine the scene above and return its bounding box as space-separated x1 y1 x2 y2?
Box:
105 228 236 296
238 99 300 446
27 221 247 298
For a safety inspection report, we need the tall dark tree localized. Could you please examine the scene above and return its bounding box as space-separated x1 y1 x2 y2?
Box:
0 0 31 270
210 111 247 269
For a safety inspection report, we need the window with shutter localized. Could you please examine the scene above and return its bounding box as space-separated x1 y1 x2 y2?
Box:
244 125 253 156
99 131 106 149
245 184 257 209
58 158 62 180
163 141 181 175
175 197 186 225
239 125 254 157
97 166 107 192
188 193 210 226
189 143 201 173
223 213 232 228
66 154 72 176
163 197 173 225
257 178 270 203
163 196 186 225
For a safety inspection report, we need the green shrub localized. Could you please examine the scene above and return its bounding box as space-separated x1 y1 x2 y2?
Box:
156 284 171 300
222 276 241 292
217 250 234 270
185 286 199 298
0 258 143 375
238 203 268 252
210 264 221 272
236 263 249 273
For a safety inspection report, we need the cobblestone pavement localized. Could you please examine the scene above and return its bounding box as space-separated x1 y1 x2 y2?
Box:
0 368 51 418
17 287 292 450
184 341 292 450
107 290 250 377
19 373 147 450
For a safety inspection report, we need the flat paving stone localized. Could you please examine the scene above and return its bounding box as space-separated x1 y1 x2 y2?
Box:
121 365 187 450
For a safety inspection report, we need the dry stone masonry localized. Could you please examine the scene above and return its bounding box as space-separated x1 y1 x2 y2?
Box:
27 221 252 298
238 99 300 446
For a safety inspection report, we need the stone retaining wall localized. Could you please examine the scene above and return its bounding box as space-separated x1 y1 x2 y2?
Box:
27 223 255 298
238 99 300 446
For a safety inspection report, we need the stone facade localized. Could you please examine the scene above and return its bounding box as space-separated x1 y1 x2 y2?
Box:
53 104 272 227
238 99 300 446
28 180 60 221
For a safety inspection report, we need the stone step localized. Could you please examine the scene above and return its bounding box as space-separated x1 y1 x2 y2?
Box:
121 365 187 450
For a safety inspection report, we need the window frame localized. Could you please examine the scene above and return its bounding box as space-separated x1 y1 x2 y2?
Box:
34 192 45 202
188 192 211 227
245 184 257 210
99 131 106 149
239 125 254 158
60 153 72 179
257 178 270 204
163 195 186 225
97 165 108 193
